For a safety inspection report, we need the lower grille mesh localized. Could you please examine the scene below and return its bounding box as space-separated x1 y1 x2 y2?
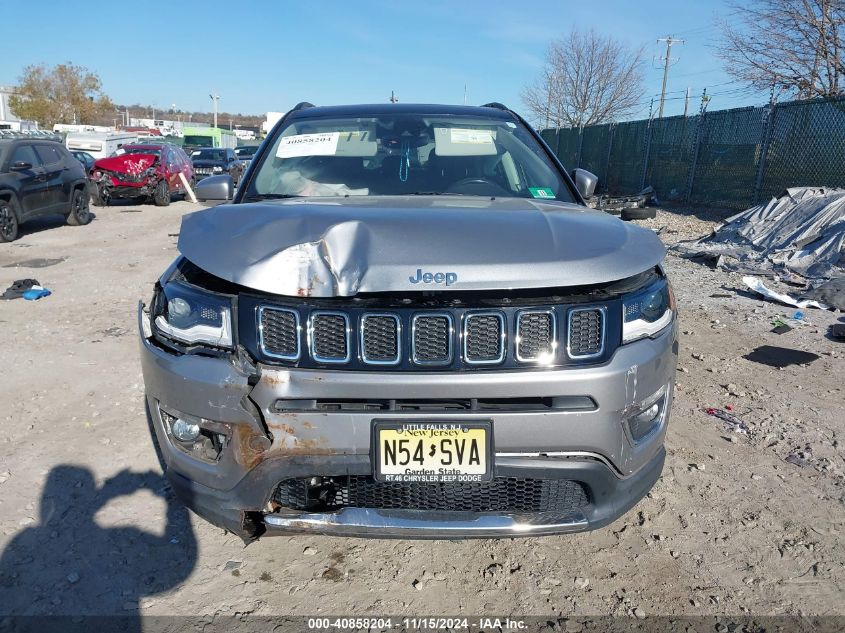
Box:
273 476 589 514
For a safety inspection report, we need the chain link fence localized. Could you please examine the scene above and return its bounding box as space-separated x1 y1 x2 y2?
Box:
542 95 845 210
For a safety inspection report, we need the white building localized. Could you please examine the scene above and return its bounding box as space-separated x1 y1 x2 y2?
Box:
0 85 38 131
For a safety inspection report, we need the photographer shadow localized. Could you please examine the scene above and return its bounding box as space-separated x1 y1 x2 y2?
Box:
0 465 197 631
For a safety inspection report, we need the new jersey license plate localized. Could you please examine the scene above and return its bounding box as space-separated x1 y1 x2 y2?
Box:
373 421 493 483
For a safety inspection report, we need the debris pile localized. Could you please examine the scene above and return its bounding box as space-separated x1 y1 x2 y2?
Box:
674 187 845 282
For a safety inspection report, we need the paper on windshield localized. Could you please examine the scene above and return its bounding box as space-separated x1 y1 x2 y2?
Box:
276 132 340 158
433 127 497 156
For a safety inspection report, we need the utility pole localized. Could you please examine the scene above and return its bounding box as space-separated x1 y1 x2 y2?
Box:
209 93 220 128
684 87 691 117
657 35 684 118
389 90 398 103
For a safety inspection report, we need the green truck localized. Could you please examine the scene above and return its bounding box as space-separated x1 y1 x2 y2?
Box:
182 126 237 151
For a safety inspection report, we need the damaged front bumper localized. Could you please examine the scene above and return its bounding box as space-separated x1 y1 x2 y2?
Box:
139 302 677 540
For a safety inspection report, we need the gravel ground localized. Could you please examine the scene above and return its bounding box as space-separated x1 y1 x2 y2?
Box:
0 201 842 622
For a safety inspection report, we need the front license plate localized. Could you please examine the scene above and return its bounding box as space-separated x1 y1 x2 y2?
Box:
373 421 493 483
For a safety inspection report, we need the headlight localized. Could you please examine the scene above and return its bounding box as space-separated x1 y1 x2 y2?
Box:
153 281 233 348
213 165 223 173
622 278 674 343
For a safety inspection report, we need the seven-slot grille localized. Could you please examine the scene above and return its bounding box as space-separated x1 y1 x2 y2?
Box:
257 305 607 367
568 308 605 358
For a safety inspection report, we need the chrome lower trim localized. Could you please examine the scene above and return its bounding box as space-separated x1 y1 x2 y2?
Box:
495 451 628 478
263 507 589 538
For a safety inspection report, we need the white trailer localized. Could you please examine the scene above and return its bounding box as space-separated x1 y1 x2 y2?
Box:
65 131 139 160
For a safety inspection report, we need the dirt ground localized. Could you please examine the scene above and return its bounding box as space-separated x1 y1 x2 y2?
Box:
0 200 842 622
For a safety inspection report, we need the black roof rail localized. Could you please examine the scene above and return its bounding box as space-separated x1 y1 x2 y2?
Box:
481 102 509 111
291 102 315 112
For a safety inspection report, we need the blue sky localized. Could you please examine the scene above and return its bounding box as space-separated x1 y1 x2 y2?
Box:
1 0 763 121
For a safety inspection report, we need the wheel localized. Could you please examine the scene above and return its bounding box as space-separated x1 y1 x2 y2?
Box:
0 199 19 242
67 188 92 226
153 179 171 207
621 206 657 221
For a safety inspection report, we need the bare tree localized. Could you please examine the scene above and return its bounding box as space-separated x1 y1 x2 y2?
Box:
717 0 845 98
521 29 645 128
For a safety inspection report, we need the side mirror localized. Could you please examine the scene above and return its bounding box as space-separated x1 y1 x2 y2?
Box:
10 161 33 171
194 174 234 201
572 168 598 199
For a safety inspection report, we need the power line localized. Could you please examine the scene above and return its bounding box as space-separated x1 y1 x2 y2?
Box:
657 35 685 118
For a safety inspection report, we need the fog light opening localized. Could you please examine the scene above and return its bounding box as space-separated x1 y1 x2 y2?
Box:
626 388 668 443
158 406 227 462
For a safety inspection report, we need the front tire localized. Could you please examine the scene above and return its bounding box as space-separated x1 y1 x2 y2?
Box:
621 207 657 221
67 188 92 226
0 200 20 242
153 180 171 207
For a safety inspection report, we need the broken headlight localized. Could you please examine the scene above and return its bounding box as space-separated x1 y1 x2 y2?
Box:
622 278 675 344
153 281 234 349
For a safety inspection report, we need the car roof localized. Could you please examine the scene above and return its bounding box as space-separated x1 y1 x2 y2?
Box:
286 103 516 121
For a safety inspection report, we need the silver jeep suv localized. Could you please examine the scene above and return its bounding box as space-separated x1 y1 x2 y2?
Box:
139 102 678 540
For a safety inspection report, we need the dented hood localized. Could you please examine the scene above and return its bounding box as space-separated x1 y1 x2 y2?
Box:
94 153 157 174
178 196 666 297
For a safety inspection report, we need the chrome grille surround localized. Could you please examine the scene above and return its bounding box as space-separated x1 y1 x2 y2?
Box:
411 313 454 366
308 311 351 363
515 309 557 362
258 306 301 361
567 306 606 359
463 311 505 365
359 313 401 365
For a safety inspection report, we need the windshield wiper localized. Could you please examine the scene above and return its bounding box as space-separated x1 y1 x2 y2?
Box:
406 191 471 196
242 193 302 201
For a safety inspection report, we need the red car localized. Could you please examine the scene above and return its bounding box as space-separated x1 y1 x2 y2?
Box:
90 143 194 207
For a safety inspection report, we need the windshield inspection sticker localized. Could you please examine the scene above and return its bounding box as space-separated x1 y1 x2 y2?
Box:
276 132 340 158
529 187 555 199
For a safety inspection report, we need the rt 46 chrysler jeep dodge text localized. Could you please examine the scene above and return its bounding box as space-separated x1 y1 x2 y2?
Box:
139 102 678 541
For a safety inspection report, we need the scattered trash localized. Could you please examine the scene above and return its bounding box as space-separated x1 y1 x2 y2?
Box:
222 560 243 572
743 345 820 368
771 323 793 335
710 293 732 298
793 310 805 321
1 278 40 300
830 323 845 341
673 187 845 281
595 186 659 214
803 277 845 311
23 286 51 300
703 407 750 435
785 446 813 468
743 276 829 309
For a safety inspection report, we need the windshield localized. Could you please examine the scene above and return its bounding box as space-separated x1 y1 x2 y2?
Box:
184 135 214 147
192 149 225 161
246 113 574 201
121 146 161 157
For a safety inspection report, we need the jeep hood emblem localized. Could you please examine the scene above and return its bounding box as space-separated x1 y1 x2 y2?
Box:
409 269 458 286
